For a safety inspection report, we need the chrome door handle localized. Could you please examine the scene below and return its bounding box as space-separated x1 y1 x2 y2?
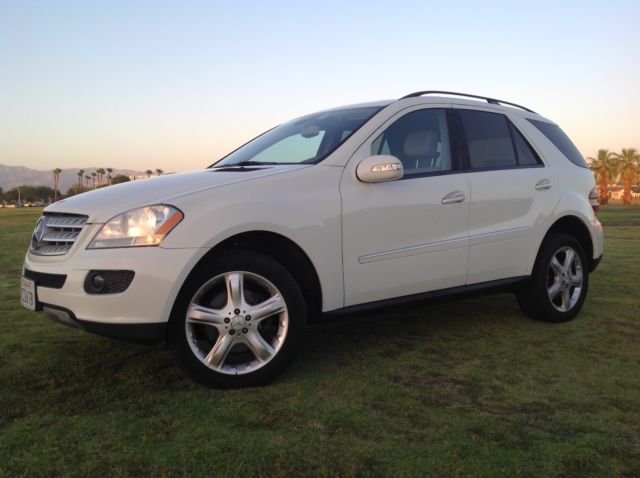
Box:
535 179 552 190
441 191 465 204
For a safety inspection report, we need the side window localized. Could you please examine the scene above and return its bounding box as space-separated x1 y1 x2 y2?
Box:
371 135 391 155
459 110 516 169
370 109 452 177
510 124 541 166
527 118 587 168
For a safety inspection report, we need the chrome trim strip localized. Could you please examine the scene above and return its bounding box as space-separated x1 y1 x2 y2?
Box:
33 246 74 256
359 236 468 264
358 226 530 264
468 225 529 244
41 234 78 243
44 222 85 229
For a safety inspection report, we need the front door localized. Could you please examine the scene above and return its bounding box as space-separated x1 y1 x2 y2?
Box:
340 107 470 306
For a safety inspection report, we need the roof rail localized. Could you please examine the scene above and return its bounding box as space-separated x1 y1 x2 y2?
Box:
400 90 536 114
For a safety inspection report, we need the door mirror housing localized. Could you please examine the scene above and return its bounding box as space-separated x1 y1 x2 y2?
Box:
356 155 404 183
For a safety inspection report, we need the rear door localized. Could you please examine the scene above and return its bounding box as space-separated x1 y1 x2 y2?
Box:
452 107 559 283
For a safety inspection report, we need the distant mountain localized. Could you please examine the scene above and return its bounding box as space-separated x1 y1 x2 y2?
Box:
0 164 147 192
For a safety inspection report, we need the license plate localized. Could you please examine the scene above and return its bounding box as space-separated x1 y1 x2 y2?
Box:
21 277 36 311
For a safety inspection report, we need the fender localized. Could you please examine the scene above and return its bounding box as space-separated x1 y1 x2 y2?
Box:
526 190 603 275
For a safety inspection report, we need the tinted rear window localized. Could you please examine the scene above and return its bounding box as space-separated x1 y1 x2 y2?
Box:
459 110 516 169
527 119 587 168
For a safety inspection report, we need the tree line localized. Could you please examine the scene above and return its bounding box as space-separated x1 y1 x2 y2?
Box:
62 167 127 199
0 185 60 204
60 167 163 199
589 148 640 204
1 167 164 205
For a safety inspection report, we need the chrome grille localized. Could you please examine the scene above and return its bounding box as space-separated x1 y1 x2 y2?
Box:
30 213 89 256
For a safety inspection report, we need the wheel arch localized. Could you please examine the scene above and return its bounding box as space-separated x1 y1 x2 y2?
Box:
534 215 596 272
170 230 323 326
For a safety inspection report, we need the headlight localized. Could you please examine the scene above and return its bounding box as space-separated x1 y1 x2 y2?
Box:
88 205 183 249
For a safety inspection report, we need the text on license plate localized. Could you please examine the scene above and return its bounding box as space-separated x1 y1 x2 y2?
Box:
21 277 36 311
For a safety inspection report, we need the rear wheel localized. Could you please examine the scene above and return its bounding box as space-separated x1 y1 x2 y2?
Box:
168 250 306 387
517 233 589 322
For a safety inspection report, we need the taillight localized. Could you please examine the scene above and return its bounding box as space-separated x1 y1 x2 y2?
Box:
589 188 599 215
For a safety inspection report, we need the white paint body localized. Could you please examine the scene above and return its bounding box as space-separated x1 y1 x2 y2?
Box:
22 96 604 327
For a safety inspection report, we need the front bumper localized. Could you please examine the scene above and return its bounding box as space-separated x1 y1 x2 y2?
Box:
38 303 166 344
23 245 206 343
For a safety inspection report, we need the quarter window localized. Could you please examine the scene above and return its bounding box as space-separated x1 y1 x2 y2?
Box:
371 109 452 177
510 124 541 166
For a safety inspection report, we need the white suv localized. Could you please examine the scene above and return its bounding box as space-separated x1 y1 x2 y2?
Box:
21 91 604 387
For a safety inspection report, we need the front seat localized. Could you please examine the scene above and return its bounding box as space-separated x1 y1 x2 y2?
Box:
402 129 440 172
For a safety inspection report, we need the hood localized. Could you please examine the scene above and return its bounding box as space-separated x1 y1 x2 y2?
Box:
45 165 308 223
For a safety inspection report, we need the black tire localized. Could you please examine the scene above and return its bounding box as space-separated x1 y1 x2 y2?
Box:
517 233 589 323
167 250 306 387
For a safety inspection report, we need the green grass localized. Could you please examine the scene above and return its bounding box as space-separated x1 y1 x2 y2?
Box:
1 206 639 477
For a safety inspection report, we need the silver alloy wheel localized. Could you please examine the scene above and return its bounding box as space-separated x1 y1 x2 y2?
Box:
547 246 583 312
185 271 289 375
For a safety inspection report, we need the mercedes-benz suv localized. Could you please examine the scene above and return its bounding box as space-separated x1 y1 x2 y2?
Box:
21 91 604 387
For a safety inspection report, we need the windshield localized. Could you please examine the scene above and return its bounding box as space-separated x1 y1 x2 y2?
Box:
210 106 383 167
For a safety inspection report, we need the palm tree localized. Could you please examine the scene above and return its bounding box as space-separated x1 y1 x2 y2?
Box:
617 148 640 204
77 169 85 189
91 172 97 189
588 149 619 205
155 168 164 176
106 168 114 185
97 168 106 185
52 168 62 202
145 169 153 178
84 175 91 188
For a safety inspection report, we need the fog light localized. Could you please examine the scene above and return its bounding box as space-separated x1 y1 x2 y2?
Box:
83 270 135 295
90 273 105 292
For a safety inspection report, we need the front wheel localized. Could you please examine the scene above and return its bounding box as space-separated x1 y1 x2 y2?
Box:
168 250 306 387
517 233 589 323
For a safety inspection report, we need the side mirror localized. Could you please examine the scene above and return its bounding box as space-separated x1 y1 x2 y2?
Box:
356 155 404 183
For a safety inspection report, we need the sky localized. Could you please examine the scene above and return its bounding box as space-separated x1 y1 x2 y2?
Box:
1 0 639 172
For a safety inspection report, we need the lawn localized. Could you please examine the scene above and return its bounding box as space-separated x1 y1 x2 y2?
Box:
1 206 639 477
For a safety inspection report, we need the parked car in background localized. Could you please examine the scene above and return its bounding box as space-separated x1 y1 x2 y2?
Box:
21 91 603 387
